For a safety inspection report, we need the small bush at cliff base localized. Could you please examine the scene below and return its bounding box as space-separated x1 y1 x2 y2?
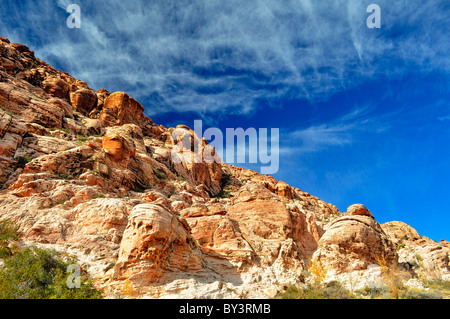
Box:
421 278 450 298
0 247 103 299
401 288 442 299
278 281 356 299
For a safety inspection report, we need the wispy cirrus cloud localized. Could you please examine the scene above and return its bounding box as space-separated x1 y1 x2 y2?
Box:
282 104 391 154
0 0 449 117
438 115 450 121
289 123 355 153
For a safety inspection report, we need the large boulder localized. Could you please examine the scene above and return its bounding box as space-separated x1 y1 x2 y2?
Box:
41 76 69 100
275 181 293 200
99 91 152 130
312 204 398 273
113 204 203 284
69 88 98 115
1 57 15 71
102 131 136 162
49 97 74 118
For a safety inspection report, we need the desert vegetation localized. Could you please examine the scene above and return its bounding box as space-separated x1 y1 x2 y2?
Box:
278 257 449 299
0 219 103 299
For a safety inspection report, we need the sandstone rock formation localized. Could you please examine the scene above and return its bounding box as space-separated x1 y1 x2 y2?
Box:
0 38 448 298
312 204 398 273
70 88 98 115
382 221 450 276
42 76 70 100
113 203 203 284
99 91 153 133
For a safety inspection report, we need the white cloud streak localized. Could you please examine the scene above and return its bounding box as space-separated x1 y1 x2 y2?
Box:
290 123 354 153
283 104 391 154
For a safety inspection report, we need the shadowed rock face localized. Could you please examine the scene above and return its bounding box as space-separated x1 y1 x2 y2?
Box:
0 38 448 298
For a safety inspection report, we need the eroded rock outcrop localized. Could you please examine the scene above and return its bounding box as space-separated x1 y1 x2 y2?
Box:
70 88 98 115
99 91 153 133
312 204 398 273
382 221 450 276
113 204 203 283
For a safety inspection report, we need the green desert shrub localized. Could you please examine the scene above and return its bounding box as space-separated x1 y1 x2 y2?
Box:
153 168 167 180
421 277 450 298
400 288 442 299
0 219 102 299
15 155 32 169
354 286 390 299
0 247 103 299
211 189 230 199
278 281 355 299
219 172 232 189
58 173 73 180
76 134 88 143
211 173 234 199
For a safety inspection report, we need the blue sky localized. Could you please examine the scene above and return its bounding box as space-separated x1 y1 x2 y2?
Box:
1 1 449 241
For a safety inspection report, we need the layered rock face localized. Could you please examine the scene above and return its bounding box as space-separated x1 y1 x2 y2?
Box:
0 38 448 298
